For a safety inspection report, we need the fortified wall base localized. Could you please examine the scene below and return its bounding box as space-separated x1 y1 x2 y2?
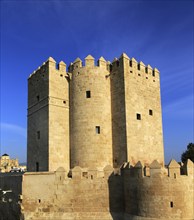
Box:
21 159 194 220
0 173 23 220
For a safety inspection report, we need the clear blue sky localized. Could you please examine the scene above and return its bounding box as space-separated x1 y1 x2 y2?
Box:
0 0 193 164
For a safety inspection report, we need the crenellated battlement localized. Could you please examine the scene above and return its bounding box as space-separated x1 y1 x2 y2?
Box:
111 53 160 78
28 53 159 81
121 159 193 179
38 159 193 181
28 57 67 79
68 55 111 73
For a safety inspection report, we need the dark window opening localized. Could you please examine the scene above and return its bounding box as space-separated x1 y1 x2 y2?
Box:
130 71 133 73
60 74 63 77
86 91 91 98
136 114 141 120
116 60 119 67
82 172 88 178
138 73 141 76
38 199 41 203
91 175 93 179
37 131 40 139
137 64 140 70
152 70 155 76
146 77 148 79
63 100 66 104
145 67 148 73
36 162 39 172
149 109 153 115
129 60 132 67
37 95 40 102
170 201 173 208
96 126 100 134
174 173 176 179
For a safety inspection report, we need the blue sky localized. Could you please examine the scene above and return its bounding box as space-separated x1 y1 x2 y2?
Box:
0 0 193 164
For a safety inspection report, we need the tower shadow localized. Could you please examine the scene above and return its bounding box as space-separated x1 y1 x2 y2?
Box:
108 172 124 220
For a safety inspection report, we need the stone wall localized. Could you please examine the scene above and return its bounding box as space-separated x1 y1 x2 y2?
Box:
123 159 194 220
0 173 23 220
0 161 193 220
22 166 123 220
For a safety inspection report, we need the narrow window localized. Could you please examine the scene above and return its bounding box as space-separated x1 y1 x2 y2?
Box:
137 64 140 70
36 95 40 102
38 199 41 203
170 201 173 208
152 70 155 76
136 114 141 120
149 109 153 115
116 60 119 67
36 162 39 172
129 60 132 67
174 173 176 179
86 91 91 98
37 131 40 139
91 175 93 180
96 126 100 134
145 67 148 73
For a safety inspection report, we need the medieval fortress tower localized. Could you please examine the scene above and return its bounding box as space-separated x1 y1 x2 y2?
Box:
0 53 193 220
27 53 164 172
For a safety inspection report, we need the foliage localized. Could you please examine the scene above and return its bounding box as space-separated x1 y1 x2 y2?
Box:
181 143 194 163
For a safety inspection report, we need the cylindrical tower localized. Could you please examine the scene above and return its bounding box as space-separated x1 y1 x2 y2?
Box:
70 55 112 169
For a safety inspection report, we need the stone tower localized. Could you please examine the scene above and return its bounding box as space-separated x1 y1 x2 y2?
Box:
69 55 112 169
27 57 69 172
111 54 164 167
27 53 164 172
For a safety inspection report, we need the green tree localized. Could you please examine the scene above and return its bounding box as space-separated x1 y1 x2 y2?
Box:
181 143 194 163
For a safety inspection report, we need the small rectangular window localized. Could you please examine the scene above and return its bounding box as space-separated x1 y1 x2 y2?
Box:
152 70 155 77
37 131 40 139
145 67 148 73
36 162 39 172
136 114 141 120
137 64 140 70
170 201 173 208
86 91 91 98
129 60 132 67
96 126 100 134
149 109 153 115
